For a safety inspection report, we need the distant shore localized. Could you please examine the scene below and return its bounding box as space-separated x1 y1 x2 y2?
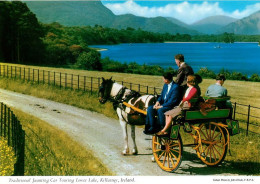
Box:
91 47 108 51
164 41 259 44
164 41 209 43
97 48 108 51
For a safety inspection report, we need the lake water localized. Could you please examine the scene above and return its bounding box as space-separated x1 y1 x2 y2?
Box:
91 43 260 75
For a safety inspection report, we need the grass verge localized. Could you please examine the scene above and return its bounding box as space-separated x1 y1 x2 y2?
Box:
11 108 113 176
0 77 118 120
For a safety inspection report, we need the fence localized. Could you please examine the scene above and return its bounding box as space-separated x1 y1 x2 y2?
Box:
0 102 25 176
0 64 259 136
233 102 260 136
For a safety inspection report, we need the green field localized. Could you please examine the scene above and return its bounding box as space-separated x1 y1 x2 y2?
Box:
0 62 259 175
1 62 259 125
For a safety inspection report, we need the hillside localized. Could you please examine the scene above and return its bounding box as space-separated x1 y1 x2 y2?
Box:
112 15 199 34
26 1 198 35
219 10 260 35
165 17 189 28
25 1 116 27
191 15 238 34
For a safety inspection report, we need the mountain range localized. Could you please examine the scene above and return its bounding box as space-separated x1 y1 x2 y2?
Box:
25 1 260 35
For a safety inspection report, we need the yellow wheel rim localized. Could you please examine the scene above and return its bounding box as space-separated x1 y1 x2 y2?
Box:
195 122 227 166
152 136 182 172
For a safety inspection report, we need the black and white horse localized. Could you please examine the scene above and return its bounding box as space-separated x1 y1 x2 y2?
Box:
99 77 156 155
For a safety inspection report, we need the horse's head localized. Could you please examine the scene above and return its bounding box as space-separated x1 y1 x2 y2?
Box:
99 77 114 104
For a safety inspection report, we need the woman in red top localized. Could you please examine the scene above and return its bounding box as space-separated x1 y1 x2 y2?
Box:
157 75 200 136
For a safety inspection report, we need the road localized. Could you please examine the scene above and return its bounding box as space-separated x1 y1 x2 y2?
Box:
0 88 239 176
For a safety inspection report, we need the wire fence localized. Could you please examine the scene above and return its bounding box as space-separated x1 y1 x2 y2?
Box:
0 102 25 176
232 102 260 136
0 64 259 136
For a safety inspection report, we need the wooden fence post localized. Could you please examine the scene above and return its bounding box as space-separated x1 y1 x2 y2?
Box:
15 66 17 78
65 73 67 88
60 72 62 88
78 75 80 90
48 71 50 85
0 103 3 136
71 74 73 89
43 70 45 84
38 69 39 84
8 108 11 146
54 72 56 86
246 105 250 136
84 76 86 91
91 77 93 94
233 102 237 120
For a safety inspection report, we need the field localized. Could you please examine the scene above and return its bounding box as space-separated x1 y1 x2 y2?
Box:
0 62 259 128
0 62 259 175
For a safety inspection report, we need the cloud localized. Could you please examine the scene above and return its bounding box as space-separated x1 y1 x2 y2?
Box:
229 3 260 18
104 0 260 24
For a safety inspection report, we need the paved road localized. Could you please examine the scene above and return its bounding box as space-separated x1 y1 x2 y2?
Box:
0 88 239 176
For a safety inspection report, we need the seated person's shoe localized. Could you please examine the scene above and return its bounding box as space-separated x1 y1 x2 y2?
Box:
143 128 158 135
156 131 169 137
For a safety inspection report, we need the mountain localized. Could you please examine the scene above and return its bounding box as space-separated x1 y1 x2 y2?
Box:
25 1 198 35
165 17 189 28
25 1 116 27
191 15 237 34
112 15 199 35
218 10 260 35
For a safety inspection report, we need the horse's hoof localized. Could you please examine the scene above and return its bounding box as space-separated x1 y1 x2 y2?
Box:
151 156 155 162
132 150 138 155
121 150 129 156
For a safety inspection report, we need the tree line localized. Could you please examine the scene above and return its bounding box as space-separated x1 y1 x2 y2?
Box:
0 1 259 82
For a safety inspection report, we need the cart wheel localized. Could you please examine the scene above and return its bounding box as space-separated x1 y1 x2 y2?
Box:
152 135 183 172
195 122 228 166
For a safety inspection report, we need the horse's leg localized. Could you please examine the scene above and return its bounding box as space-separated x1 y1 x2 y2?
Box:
117 108 129 155
130 125 138 155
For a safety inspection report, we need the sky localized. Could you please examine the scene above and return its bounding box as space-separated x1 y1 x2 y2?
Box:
101 0 260 24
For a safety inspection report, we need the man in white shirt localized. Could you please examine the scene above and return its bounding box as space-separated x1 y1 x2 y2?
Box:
144 72 180 134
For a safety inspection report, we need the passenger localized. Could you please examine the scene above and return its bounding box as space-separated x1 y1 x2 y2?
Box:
174 54 194 97
205 74 232 109
205 74 227 97
143 72 180 135
157 75 201 136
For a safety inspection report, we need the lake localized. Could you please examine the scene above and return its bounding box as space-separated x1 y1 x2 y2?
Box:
91 42 260 76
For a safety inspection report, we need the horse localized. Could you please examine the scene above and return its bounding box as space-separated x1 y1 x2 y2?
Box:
99 77 156 155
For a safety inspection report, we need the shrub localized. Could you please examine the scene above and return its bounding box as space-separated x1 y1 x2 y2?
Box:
75 50 102 70
249 74 260 82
197 67 216 79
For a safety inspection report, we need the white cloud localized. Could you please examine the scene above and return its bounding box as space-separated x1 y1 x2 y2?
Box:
229 3 260 18
104 0 260 24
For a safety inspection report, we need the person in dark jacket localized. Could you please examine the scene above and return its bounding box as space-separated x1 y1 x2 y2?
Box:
144 72 180 135
175 54 194 96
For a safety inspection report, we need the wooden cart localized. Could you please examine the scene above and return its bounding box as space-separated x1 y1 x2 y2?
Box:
152 97 239 172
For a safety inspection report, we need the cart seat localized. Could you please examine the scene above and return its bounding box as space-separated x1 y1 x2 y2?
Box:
184 108 230 121
203 96 231 109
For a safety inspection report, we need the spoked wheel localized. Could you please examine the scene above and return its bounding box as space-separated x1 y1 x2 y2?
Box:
195 122 228 166
152 135 183 172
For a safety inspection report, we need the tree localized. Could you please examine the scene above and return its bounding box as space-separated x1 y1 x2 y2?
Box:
75 50 102 70
0 1 44 64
